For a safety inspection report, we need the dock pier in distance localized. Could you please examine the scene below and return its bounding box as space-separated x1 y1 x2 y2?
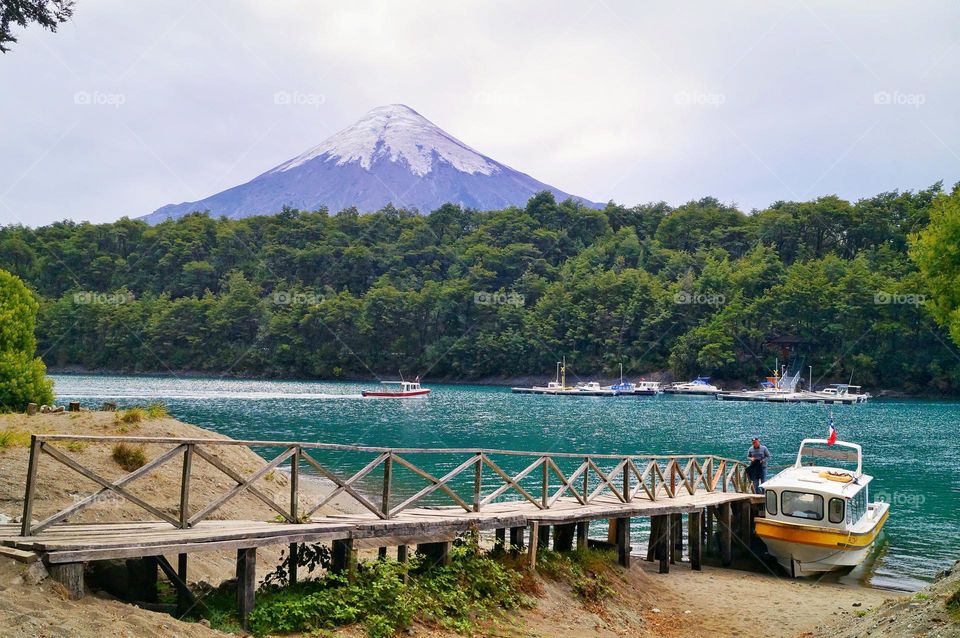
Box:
2 435 762 629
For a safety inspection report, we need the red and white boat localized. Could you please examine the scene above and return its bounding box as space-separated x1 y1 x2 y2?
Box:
361 380 430 398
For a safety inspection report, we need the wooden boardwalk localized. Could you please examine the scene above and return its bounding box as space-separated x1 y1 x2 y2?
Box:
3 434 762 627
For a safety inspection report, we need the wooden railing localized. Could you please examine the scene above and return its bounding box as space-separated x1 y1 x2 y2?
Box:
19 435 749 536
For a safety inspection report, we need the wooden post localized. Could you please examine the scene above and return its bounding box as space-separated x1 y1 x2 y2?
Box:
288 543 299 585
473 453 482 512
528 522 540 568
417 541 451 568
537 523 550 550
68 401 80 412
646 516 660 561
739 500 753 554
509 526 525 555
706 505 715 556
26 402 38 415
331 539 356 578
378 546 388 560
689 510 702 571
671 513 683 564
656 516 670 574
48 562 84 599
494 528 506 554
177 553 189 616
236 548 256 630
623 461 631 502
720 502 732 566
397 544 409 562
179 445 193 529
616 516 631 568
607 517 617 544
553 523 575 551
290 445 300 522
20 437 41 537
381 453 392 516
576 521 589 550
541 459 549 508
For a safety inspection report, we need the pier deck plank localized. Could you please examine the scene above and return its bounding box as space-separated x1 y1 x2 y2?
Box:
0 491 759 564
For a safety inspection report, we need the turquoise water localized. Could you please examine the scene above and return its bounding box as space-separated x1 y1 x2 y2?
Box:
51 374 960 591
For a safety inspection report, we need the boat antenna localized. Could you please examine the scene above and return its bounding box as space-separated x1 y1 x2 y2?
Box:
620 362 624 385
399 370 405 382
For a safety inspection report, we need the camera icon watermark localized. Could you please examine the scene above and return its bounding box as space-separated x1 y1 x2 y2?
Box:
73 91 126 108
873 90 925 108
271 291 325 305
674 290 725 306
874 291 925 305
674 90 726 108
474 291 525 307
273 91 326 107
72 291 135 305
72 491 124 509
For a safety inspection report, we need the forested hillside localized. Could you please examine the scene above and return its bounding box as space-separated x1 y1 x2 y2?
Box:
2 186 958 394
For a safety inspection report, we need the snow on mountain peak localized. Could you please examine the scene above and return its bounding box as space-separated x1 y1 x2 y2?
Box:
272 104 500 177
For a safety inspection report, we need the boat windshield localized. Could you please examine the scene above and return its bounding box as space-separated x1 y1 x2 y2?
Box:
781 490 824 521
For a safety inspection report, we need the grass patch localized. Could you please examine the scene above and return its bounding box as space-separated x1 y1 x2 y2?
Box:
0 429 31 448
145 402 168 418
914 592 931 600
111 442 146 471
117 407 146 424
66 440 89 452
200 537 530 637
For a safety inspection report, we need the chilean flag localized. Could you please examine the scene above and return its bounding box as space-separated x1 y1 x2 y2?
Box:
827 415 837 445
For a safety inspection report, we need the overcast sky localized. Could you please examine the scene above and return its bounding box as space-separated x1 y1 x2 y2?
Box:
1 0 958 226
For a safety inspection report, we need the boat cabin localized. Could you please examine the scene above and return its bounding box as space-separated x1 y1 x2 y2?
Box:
761 439 872 531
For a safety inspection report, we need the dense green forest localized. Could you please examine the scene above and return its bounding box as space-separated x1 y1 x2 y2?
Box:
2 185 959 394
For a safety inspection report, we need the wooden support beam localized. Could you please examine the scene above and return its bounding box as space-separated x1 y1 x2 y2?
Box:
576 521 589 550
331 538 356 578
493 528 506 554
48 561 84 599
553 523 575 552
537 523 550 551
720 502 732 567
615 516 631 568
607 517 617 544
288 543 298 585
646 516 660 562
236 548 256 631
397 544 409 563
739 501 753 554
688 510 702 571
378 546 388 560
417 541 451 568
705 506 714 556
177 553 189 617
656 516 670 574
509 526 525 555
671 513 683 564
527 522 540 568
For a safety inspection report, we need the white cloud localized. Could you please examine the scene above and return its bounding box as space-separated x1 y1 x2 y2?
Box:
0 0 957 226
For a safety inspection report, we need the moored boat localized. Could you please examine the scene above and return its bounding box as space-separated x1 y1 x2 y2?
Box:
755 438 889 577
663 376 722 395
362 380 431 398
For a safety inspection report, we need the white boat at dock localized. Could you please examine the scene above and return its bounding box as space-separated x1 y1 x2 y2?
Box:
755 438 889 577
663 376 722 395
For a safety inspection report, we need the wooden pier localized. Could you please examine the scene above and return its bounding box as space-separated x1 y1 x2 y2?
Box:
0 435 762 628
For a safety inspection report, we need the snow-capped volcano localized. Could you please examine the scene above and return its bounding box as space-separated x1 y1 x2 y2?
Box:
142 104 599 223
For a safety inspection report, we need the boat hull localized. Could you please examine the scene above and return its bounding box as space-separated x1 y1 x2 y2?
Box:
361 389 431 398
755 507 888 576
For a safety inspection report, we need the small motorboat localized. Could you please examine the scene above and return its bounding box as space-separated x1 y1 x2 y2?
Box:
663 376 722 395
362 380 430 398
754 437 889 577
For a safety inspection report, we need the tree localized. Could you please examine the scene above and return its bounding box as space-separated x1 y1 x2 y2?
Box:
0 269 53 409
910 189 960 346
1 0 74 52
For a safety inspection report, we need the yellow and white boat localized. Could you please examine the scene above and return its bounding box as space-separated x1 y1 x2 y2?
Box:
755 438 889 577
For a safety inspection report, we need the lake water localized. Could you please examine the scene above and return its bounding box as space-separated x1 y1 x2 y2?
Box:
51 374 960 591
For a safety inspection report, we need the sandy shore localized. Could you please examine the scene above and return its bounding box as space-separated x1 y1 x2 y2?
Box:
0 411 914 638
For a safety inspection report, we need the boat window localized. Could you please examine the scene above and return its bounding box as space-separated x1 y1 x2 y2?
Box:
828 498 845 524
766 490 778 516
847 488 867 524
781 490 823 521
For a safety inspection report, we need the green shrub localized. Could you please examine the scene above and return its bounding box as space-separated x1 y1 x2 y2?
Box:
0 270 53 411
111 442 146 471
117 407 146 425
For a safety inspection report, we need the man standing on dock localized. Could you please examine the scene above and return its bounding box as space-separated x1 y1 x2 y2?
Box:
747 437 770 494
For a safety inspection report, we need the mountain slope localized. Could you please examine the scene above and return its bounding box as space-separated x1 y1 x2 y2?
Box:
143 105 600 223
